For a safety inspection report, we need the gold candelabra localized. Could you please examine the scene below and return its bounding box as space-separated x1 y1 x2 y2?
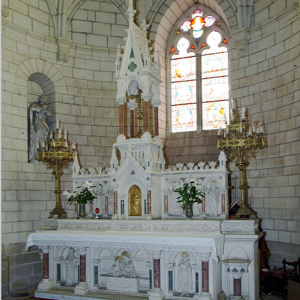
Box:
217 100 267 219
37 120 75 218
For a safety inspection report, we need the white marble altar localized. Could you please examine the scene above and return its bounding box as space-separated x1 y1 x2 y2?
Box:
26 219 261 300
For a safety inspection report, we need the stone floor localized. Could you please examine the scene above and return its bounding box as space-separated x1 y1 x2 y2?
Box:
3 287 284 300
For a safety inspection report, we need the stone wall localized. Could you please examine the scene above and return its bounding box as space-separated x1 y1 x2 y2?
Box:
1 0 300 293
231 1 300 267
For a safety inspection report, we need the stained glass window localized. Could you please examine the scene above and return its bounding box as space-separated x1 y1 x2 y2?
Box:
170 9 229 133
202 31 229 129
171 38 197 132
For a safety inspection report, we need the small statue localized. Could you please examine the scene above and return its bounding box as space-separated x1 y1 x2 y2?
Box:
109 256 122 277
109 251 137 278
65 248 78 286
207 180 220 216
177 252 193 295
28 94 52 162
120 251 137 278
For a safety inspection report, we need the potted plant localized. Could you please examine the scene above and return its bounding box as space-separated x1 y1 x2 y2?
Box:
174 180 205 219
63 181 96 219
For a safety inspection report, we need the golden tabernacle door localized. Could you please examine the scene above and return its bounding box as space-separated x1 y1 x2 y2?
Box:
128 185 142 216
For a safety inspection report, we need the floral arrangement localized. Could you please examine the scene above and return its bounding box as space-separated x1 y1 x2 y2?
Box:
63 181 96 205
174 179 205 209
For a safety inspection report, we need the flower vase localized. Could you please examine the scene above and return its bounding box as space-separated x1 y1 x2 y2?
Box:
185 203 194 219
78 204 86 219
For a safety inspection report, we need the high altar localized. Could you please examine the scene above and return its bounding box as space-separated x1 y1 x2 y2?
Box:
26 2 262 299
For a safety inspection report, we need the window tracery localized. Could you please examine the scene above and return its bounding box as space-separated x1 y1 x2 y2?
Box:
169 8 229 132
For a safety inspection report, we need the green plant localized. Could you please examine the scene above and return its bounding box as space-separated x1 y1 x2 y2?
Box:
174 180 205 209
63 181 96 205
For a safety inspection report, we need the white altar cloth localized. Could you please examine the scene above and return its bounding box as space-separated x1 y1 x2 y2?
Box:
106 277 139 292
26 229 224 261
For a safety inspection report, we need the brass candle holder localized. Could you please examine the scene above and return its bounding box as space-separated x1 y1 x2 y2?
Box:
217 100 267 219
37 120 75 218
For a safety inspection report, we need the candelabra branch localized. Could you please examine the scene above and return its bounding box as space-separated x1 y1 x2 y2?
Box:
217 100 267 219
37 124 76 218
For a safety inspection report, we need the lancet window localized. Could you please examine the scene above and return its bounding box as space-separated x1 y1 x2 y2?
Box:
169 8 230 132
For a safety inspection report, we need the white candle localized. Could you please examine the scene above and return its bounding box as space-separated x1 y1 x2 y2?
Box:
231 99 235 109
56 119 60 129
42 140 45 148
261 124 264 133
64 130 68 140
241 106 245 120
36 142 40 149
50 131 53 139
218 127 221 136
240 123 243 132
72 142 76 150
226 126 229 134
248 126 252 136
58 129 62 139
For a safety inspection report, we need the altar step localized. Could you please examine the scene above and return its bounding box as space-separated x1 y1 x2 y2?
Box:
35 289 148 300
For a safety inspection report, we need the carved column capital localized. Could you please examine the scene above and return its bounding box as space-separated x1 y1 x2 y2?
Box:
127 98 137 110
116 96 126 105
41 246 50 254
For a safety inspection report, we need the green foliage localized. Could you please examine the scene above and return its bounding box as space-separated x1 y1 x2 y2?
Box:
174 181 205 209
63 181 96 205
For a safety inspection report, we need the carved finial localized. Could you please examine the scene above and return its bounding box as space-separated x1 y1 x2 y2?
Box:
126 0 136 26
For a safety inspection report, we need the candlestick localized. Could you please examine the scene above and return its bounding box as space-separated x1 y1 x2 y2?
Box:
217 101 267 219
37 123 75 219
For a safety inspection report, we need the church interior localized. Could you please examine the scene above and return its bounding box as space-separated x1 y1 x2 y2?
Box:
1 0 300 299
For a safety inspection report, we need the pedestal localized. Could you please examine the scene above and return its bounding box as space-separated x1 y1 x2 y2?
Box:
74 282 89 295
37 279 53 291
148 288 165 300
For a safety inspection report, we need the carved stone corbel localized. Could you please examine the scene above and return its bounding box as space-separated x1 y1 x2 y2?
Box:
232 28 250 57
56 37 73 62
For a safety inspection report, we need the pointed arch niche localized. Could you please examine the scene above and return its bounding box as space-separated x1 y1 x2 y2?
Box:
152 1 231 164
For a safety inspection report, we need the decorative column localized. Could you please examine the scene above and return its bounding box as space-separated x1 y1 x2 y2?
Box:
220 191 227 218
164 194 168 214
221 194 226 213
127 99 138 138
151 98 161 136
223 259 250 300
201 197 207 217
37 247 53 291
200 253 212 300
116 96 126 136
114 191 118 214
147 190 152 215
154 106 159 136
74 248 89 295
149 251 165 300
142 94 151 133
